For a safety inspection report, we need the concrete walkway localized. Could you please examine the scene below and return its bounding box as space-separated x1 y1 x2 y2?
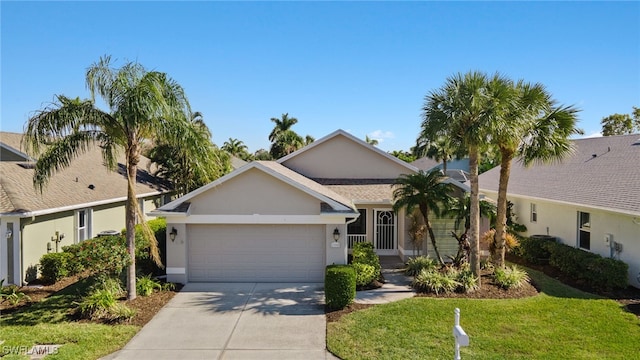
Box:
104 283 335 360
355 267 415 304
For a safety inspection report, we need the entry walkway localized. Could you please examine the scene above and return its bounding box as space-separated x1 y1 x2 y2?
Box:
355 256 415 304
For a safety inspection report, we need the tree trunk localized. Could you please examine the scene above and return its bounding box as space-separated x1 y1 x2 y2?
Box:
421 206 444 266
468 145 481 285
126 140 140 300
493 148 514 268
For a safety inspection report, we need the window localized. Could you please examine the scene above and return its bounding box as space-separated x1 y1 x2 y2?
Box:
530 203 537 223
76 209 92 242
578 211 590 250
348 209 367 234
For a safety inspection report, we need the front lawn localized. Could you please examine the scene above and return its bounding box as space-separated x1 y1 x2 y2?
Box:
327 267 640 359
0 276 165 360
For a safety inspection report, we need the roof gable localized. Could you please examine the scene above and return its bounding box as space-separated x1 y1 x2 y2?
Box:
278 129 417 179
479 134 640 215
157 161 357 214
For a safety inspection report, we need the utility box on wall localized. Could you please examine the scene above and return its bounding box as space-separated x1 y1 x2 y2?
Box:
604 233 613 247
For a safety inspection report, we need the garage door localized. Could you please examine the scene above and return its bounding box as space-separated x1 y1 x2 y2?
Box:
188 224 326 282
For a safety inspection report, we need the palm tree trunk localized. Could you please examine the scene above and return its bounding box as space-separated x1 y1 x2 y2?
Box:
421 207 444 266
468 145 481 285
125 141 139 300
493 149 514 268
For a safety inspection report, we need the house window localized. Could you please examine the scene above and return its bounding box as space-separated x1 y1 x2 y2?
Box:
348 209 367 234
76 209 92 242
578 211 590 250
530 203 537 223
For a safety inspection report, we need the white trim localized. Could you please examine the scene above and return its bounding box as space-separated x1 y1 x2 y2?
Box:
164 214 353 225
1 191 164 218
276 129 419 173
480 189 640 218
166 267 186 275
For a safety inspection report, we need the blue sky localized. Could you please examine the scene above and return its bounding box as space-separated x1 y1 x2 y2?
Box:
2 1 639 153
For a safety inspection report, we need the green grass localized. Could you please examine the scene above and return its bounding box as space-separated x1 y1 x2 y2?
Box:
0 277 139 359
327 266 640 360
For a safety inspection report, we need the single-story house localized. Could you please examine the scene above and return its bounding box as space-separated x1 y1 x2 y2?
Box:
152 129 470 284
479 134 640 289
0 132 171 285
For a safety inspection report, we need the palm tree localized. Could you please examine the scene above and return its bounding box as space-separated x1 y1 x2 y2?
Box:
420 71 511 283
148 115 229 195
365 135 379 146
23 56 201 299
392 170 452 266
269 113 298 142
270 129 304 159
304 134 315 145
222 138 251 160
490 79 581 267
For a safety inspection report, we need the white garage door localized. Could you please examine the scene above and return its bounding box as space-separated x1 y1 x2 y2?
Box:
188 224 326 282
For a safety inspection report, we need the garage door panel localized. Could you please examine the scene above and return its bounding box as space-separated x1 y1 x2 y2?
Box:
188 225 325 282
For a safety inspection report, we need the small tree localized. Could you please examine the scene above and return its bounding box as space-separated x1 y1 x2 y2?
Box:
407 210 426 256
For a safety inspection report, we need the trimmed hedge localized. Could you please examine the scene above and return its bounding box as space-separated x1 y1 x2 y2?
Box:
39 252 72 284
325 265 356 310
545 241 627 291
516 236 628 291
352 242 381 279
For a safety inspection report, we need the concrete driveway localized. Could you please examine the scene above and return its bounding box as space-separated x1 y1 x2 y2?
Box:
106 282 335 360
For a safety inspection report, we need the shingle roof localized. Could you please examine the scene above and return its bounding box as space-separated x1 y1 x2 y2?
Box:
0 132 171 215
479 134 640 215
411 157 439 170
311 178 396 204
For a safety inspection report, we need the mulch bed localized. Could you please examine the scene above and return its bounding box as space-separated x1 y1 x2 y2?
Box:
327 255 640 322
125 283 183 326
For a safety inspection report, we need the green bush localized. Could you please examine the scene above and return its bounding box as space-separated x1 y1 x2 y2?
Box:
39 252 72 284
455 265 479 293
352 242 381 279
75 236 132 276
405 256 437 276
412 268 459 295
0 280 31 306
325 265 356 310
136 275 163 296
515 236 554 264
132 218 167 276
494 265 530 289
352 263 376 287
545 241 628 291
77 278 135 322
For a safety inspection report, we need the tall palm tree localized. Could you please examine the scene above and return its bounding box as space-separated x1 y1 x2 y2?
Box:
365 135 379 146
148 115 229 195
490 79 581 267
392 170 452 266
269 113 298 142
270 130 304 158
304 134 315 145
420 71 511 283
23 56 202 299
222 138 251 160
414 136 463 174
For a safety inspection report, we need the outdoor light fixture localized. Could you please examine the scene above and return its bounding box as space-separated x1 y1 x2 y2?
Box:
333 228 340 242
169 227 178 242
5 229 12 239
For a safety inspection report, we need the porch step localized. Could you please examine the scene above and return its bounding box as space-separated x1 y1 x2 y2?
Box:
379 256 405 270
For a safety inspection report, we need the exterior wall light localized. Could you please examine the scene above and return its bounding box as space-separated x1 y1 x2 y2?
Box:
169 227 178 242
333 228 340 242
5 229 12 239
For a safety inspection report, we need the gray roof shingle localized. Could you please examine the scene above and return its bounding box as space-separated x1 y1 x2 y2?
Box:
479 134 640 215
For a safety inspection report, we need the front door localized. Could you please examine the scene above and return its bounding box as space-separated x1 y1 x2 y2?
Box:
374 209 397 255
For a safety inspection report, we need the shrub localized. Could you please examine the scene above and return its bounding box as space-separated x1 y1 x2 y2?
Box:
78 236 132 276
494 265 529 289
545 241 628 291
455 265 479 293
136 275 163 296
405 256 437 276
515 236 554 264
77 278 135 322
352 242 381 279
39 252 72 284
0 280 31 306
132 218 167 276
412 268 459 295
481 229 519 257
325 265 356 310
352 263 377 287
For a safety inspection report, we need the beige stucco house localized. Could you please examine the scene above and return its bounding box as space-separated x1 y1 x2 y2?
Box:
480 134 640 289
153 130 469 284
0 132 171 285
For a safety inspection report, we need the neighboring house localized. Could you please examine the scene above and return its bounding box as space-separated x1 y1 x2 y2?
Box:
152 130 470 284
479 134 640 288
0 132 171 285
412 157 471 182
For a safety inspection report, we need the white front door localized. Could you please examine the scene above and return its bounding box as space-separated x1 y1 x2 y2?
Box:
374 209 397 255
